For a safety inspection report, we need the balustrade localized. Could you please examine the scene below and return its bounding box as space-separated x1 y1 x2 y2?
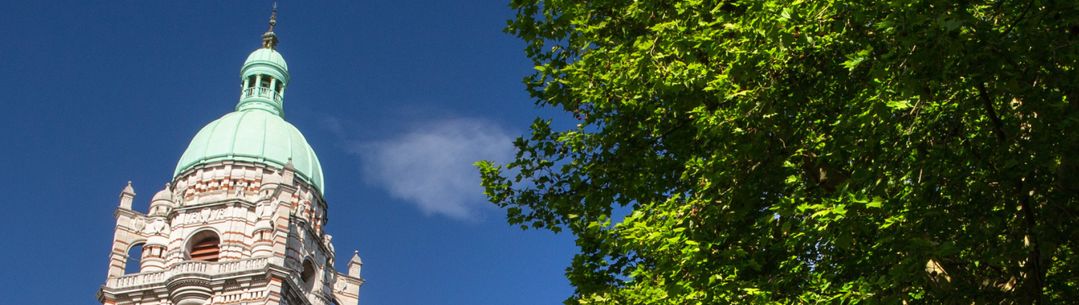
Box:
107 257 271 290
242 87 283 103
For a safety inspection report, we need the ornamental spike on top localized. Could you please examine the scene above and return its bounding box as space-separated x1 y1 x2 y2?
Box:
261 2 279 49
121 181 135 196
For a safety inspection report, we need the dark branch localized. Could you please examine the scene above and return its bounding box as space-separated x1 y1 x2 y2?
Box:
976 83 1007 142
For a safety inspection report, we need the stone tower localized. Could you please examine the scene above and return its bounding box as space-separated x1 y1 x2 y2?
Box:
97 7 363 305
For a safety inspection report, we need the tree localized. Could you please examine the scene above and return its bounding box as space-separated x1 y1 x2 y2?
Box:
478 0 1078 304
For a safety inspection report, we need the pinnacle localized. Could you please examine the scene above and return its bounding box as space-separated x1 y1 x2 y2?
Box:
122 180 135 195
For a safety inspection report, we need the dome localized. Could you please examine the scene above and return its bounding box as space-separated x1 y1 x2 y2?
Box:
244 48 288 71
151 188 173 202
173 109 324 194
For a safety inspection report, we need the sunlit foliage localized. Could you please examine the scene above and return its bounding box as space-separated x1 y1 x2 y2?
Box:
479 0 1079 303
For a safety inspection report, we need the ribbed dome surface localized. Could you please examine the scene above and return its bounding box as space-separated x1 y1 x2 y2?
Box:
173 110 324 193
244 48 288 71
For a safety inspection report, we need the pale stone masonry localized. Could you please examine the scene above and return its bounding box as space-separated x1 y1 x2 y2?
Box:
98 7 363 305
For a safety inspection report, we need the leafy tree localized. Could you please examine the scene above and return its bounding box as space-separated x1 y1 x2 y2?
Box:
478 0 1078 304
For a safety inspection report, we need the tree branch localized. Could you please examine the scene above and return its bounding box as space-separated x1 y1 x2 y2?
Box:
976 83 1007 142
1017 178 1045 305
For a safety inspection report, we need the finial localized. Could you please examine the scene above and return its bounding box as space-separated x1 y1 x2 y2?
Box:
122 181 135 195
261 2 280 49
268 2 278 32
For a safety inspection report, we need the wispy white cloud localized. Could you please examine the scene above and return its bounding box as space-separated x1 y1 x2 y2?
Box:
351 118 515 220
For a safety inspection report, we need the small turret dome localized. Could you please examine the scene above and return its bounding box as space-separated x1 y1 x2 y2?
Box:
244 48 288 71
151 187 173 203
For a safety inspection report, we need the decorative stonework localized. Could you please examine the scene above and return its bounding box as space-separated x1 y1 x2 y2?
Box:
174 207 228 226
101 162 364 305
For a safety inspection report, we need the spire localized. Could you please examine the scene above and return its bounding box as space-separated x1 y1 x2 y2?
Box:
122 181 135 195
119 181 135 209
261 2 279 49
348 250 363 277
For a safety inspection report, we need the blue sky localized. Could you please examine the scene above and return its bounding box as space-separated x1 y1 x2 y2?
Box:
0 1 577 304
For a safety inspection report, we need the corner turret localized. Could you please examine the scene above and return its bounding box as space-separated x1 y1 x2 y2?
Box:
348 250 363 278
119 181 135 210
148 183 174 216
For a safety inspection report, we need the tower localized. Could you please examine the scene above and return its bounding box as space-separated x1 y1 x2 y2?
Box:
98 7 364 305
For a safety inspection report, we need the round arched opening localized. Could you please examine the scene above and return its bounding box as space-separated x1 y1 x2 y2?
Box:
187 230 220 262
125 242 145 274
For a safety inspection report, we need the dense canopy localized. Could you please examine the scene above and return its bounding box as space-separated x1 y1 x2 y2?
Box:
479 0 1079 303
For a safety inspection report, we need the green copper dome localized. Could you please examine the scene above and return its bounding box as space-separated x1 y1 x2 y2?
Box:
245 48 289 71
174 29 325 193
173 110 324 193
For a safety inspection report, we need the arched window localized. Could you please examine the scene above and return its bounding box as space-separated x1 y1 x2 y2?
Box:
187 231 220 262
125 242 144 274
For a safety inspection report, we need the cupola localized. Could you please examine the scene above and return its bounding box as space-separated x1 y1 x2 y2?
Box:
173 4 325 193
236 6 289 117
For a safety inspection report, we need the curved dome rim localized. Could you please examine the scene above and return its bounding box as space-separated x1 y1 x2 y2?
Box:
172 110 324 194
243 48 288 71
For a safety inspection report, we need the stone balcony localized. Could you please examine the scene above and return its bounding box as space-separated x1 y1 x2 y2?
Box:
100 257 339 305
104 257 277 291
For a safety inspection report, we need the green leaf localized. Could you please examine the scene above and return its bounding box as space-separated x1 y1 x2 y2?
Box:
866 197 883 209
842 48 872 71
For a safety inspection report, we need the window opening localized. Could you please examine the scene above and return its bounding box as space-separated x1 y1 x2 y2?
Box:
124 243 144 274
301 259 317 289
188 231 220 262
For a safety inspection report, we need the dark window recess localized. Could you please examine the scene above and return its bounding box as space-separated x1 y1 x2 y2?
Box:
301 259 316 285
190 235 220 262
